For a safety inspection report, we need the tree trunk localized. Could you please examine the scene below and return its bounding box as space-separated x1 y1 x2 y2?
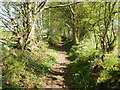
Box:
71 3 77 44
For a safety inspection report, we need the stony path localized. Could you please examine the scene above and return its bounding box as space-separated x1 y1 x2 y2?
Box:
41 45 73 89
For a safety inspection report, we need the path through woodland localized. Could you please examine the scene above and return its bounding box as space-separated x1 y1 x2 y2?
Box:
41 43 73 89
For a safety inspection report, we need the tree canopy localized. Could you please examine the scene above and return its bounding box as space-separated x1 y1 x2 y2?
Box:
0 1 119 89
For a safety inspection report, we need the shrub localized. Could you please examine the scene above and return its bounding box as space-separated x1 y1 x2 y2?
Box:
69 40 119 89
62 36 73 51
48 32 61 46
2 41 57 88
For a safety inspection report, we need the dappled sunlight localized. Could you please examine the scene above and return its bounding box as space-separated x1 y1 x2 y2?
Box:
42 43 73 88
0 1 119 89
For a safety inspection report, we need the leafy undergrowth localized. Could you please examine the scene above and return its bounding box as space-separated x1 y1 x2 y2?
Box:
62 36 73 51
69 39 120 89
47 31 62 46
2 41 57 88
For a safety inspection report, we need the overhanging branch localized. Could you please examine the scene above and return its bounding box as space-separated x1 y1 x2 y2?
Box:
44 2 80 9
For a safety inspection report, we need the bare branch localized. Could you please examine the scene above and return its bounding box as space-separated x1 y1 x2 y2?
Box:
44 2 80 9
0 38 18 44
35 1 47 14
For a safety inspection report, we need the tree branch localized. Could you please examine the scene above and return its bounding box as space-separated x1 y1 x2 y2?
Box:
0 38 18 44
44 2 80 9
35 1 47 14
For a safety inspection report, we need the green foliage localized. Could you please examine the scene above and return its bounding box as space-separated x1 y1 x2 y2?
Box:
69 38 99 59
103 54 119 71
62 36 73 51
69 41 101 89
0 2 119 89
2 41 57 88
69 39 119 89
97 48 119 84
48 31 61 46
71 59 96 89
0 28 12 39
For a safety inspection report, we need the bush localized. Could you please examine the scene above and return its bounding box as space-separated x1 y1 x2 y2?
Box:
48 32 61 46
69 42 100 89
96 49 120 89
69 40 119 89
62 36 73 51
2 41 57 88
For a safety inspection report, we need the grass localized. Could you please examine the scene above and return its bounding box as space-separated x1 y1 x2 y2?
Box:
68 35 120 89
2 41 58 88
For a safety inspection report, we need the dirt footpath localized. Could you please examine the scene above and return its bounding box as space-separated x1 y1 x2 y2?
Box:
41 46 73 89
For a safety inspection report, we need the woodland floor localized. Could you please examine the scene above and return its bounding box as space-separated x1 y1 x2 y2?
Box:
41 43 73 89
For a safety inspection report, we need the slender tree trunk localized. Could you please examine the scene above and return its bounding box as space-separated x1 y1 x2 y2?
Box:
71 3 77 44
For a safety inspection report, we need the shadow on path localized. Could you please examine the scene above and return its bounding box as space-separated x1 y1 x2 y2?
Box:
41 43 73 89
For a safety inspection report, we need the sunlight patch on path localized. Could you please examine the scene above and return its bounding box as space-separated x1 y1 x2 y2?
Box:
41 50 72 88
